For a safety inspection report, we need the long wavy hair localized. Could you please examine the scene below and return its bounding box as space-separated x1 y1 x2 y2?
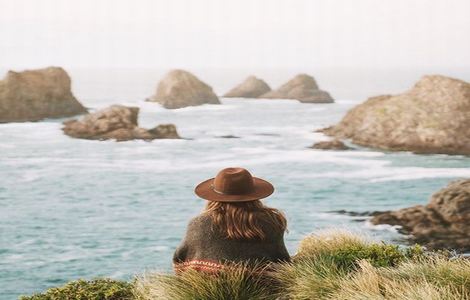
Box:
204 200 287 240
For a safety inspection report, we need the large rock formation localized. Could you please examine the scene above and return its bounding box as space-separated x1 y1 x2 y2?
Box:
322 75 470 155
259 74 334 103
147 70 220 109
0 67 87 123
62 105 180 141
371 179 470 252
223 76 271 98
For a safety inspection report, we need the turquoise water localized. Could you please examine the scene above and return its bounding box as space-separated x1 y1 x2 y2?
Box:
1 97 470 299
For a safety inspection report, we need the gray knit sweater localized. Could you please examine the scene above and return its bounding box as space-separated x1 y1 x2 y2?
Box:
173 213 290 269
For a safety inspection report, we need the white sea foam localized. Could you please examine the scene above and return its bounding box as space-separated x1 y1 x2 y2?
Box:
172 103 237 112
369 168 470 182
20 171 42 183
315 212 354 220
3 254 24 262
364 221 402 233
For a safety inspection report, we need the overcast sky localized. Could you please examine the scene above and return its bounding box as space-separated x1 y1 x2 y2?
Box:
1 0 469 70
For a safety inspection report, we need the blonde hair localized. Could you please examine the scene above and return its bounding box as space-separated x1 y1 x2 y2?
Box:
204 200 287 240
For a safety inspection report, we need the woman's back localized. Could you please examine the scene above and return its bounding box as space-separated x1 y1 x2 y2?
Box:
173 213 290 270
173 167 290 273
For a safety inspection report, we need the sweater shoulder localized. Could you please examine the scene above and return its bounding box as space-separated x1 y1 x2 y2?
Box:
185 214 218 241
187 213 213 230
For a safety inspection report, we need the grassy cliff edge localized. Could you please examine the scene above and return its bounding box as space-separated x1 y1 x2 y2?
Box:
21 230 470 300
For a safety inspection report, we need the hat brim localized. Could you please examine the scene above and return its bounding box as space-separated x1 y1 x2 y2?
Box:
194 177 274 202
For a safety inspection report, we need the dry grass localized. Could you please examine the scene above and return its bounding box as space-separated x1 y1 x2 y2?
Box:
135 230 443 300
23 230 469 300
331 258 470 300
296 229 370 258
134 262 275 300
271 256 346 299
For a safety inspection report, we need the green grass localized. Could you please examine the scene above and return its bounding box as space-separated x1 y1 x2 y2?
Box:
20 278 134 300
22 231 469 300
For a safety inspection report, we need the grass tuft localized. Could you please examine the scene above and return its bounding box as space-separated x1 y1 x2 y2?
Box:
271 256 346 299
134 262 275 300
296 229 424 269
19 278 134 300
332 258 470 299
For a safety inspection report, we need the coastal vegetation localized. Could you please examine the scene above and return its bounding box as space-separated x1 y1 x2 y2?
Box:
21 231 470 300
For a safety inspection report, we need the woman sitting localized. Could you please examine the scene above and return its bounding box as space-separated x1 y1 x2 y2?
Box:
173 167 290 273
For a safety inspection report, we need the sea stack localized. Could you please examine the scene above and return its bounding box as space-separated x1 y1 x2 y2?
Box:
259 74 334 103
223 76 271 98
371 179 470 252
322 75 470 155
147 70 220 109
0 67 87 123
62 105 180 141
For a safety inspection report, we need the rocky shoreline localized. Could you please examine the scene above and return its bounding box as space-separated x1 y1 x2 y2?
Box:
334 179 470 252
371 179 470 252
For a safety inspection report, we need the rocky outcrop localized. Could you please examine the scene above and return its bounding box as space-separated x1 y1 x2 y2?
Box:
259 74 334 103
371 179 470 252
223 76 271 98
0 67 87 123
62 105 180 141
311 139 350 150
322 75 470 155
147 70 220 109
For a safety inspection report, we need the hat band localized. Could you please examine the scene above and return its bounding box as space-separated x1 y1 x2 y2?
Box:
211 184 253 195
211 184 226 195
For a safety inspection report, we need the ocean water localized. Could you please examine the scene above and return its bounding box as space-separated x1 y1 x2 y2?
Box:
1 71 470 299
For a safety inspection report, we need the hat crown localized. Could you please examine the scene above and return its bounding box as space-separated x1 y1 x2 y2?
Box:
213 167 254 195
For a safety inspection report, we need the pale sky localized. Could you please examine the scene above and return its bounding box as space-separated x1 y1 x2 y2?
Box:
0 0 469 70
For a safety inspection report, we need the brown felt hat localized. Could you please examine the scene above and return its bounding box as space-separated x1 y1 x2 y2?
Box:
195 167 274 202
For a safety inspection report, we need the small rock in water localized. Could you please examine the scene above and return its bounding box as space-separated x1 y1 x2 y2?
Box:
255 133 281 137
62 105 180 141
217 135 240 139
330 210 384 217
311 139 351 150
